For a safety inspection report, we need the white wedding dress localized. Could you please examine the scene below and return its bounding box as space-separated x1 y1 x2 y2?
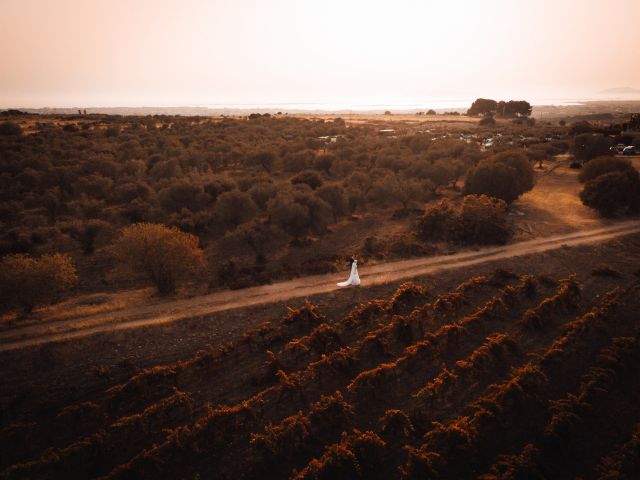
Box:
337 260 360 287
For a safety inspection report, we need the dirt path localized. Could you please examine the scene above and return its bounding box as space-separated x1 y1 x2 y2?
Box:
1 220 639 352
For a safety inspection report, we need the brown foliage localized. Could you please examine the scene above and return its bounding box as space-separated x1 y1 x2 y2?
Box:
0 252 78 313
114 223 207 294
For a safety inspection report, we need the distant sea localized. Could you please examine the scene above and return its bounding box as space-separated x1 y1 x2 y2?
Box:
8 96 640 116
196 98 587 113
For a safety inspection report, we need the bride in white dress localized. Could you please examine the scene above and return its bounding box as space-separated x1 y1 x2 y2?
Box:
337 257 360 287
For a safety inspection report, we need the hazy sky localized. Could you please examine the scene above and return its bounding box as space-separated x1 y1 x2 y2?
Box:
1 0 639 107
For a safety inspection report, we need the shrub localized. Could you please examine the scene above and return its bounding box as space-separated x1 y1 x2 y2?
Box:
571 134 612 162
463 150 534 203
213 191 258 229
248 182 278 210
580 170 640 217
267 193 311 238
244 151 276 173
479 116 496 126
578 156 635 183
0 253 78 314
416 198 458 242
317 184 350 220
63 219 110 255
458 194 510 244
417 195 509 245
313 153 336 174
0 121 22 135
569 121 592 135
159 181 207 213
114 223 207 294
224 219 287 263
291 170 324 190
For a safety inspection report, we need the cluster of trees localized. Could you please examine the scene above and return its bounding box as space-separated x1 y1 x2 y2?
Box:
0 111 576 314
467 98 532 117
0 115 486 260
0 114 497 314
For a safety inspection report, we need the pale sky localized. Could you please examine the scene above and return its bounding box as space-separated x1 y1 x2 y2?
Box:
1 0 639 107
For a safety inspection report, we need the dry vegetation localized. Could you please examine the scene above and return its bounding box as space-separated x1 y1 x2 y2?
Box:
1 108 640 478
0 110 583 314
1 239 640 479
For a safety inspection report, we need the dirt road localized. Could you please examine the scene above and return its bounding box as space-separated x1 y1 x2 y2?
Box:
1 220 639 352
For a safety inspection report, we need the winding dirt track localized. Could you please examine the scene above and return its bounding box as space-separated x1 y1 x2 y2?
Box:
1 220 639 352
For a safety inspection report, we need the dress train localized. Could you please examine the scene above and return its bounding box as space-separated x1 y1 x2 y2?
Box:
337 260 360 287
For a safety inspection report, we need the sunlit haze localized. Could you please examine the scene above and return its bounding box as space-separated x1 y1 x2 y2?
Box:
1 0 639 108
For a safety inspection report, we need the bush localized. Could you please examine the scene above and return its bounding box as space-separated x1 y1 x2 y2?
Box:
114 223 207 294
317 184 350 220
267 193 311 238
416 198 458 241
159 181 208 213
479 116 496 126
213 191 258 229
0 253 78 314
248 182 278 209
578 156 635 183
313 153 336 174
417 195 509 245
244 151 276 173
571 134 612 162
580 170 640 217
463 150 534 203
569 121 592 135
458 194 510 244
0 121 22 135
63 219 110 255
291 170 324 190
224 219 287 263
